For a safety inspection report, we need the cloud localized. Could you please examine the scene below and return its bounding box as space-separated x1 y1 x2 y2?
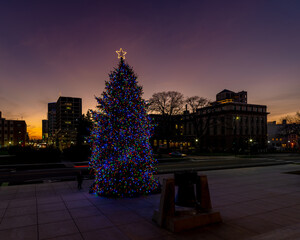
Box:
0 96 19 108
256 91 300 103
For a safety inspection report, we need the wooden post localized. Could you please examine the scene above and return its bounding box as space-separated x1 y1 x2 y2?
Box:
156 178 175 226
196 175 212 210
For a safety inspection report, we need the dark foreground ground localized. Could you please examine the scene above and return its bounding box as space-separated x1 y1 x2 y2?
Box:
0 164 299 240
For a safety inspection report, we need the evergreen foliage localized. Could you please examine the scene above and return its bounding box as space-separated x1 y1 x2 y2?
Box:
89 58 159 197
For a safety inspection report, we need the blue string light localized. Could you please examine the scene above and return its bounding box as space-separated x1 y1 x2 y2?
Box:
88 58 159 197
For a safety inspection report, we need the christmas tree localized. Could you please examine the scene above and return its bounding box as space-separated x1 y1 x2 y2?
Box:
89 48 159 197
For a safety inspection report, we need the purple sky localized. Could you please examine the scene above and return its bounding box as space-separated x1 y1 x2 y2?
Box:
1 0 300 138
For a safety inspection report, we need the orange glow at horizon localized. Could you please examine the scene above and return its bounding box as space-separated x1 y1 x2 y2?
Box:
26 106 298 140
1 1 300 139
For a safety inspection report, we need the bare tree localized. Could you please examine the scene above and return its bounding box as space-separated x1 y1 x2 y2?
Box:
148 91 184 149
279 111 300 149
186 96 210 114
185 96 211 149
148 91 184 115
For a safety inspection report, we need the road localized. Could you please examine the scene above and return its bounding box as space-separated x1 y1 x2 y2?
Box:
157 154 298 173
0 153 299 185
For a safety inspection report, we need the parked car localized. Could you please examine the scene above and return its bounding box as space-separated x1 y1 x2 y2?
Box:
169 152 187 157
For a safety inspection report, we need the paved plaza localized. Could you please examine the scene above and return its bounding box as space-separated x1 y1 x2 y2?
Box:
0 164 299 240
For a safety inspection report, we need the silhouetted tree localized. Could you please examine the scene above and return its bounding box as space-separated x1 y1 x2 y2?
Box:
279 112 300 148
185 96 211 150
148 91 184 149
77 111 93 146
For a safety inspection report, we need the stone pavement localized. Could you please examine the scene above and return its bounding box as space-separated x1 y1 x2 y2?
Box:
0 164 299 240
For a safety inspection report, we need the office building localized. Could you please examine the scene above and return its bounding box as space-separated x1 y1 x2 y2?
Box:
47 102 56 145
0 111 27 148
42 119 48 141
48 97 82 150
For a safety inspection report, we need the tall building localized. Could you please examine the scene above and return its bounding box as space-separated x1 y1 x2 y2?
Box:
0 111 27 148
42 119 48 141
47 102 56 145
54 97 82 150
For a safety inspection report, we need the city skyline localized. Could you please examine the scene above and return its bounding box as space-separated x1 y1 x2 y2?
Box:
1 1 300 139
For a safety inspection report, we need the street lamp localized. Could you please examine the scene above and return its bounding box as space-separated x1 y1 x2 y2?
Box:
249 138 253 155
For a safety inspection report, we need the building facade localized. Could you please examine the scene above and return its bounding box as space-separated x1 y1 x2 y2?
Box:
47 102 56 145
0 111 27 148
183 102 268 152
268 120 299 150
42 119 48 141
151 89 268 153
216 89 247 104
47 97 82 150
150 114 185 151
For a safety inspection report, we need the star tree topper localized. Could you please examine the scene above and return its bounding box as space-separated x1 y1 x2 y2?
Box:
116 48 127 59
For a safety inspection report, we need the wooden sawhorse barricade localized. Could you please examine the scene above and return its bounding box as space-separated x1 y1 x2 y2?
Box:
153 174 222 232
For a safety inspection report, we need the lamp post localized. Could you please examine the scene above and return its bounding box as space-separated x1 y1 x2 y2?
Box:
233 116 240 156
194 138 199 152
249 138 253 155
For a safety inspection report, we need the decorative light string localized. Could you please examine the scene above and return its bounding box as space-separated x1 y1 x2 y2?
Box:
89 57 159 197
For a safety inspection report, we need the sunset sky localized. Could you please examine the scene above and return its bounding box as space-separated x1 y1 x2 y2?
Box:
1 0 300 139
